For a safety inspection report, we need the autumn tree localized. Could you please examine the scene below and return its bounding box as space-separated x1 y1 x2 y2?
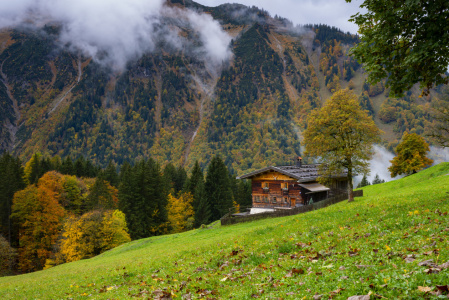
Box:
304 89 381 202
11 171 65 272
61 209 130 263
86 176 119 210
346 0 449 96
167 193 194 233
388 132 433 177
0 234 17 275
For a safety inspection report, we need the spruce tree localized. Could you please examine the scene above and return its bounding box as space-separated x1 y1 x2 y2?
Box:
61 157 75 175
103 161 119 187
357 174 371 188
205 155 234 221
184 160 204 209
193 180 211 227
74 156 86 177
372 174 385 185
0 153 25 246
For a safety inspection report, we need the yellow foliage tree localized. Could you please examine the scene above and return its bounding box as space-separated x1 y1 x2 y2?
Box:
61 209 130 263
304 89 382 202
167 192 194 233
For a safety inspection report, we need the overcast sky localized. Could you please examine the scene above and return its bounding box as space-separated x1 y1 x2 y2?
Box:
195 0 365 34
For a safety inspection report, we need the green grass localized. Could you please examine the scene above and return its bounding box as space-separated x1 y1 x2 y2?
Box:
1 163 449 299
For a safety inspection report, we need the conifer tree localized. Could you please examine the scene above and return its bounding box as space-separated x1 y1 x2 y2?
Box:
61 157 75 175
357 174 371 188
193 180 211 227
184 160 204 209
372 174 385 185
103 161 119 187
205 155 234 221
0 153 25 246
74 156 86 178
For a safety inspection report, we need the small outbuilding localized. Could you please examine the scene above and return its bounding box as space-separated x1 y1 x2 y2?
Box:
237 157 348 214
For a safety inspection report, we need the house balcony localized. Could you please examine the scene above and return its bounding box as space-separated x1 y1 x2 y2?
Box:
282 188 289 195
262 187 269 193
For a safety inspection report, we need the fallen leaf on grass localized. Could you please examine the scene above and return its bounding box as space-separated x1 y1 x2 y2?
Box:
436 285 449 292
404 257 415 263
330 288 343 296
439 261 449 269
347 295 369 300
285 268 304 277
355 264 372 269
313 294 322 300
424 268 441 274
418 286 432 293
418 259 437 267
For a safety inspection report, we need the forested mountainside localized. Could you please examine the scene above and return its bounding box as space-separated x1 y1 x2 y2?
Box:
0 0 442 173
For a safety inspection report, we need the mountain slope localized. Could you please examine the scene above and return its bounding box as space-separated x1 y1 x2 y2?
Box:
0 1 443 172
1 163 448 299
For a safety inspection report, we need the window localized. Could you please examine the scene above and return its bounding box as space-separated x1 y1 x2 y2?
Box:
284 197 288 203
272 197 277 203
264 196 268 203
282 182 288 189
263 182 269 188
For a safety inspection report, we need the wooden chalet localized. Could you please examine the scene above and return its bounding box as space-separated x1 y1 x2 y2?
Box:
237 158 348 214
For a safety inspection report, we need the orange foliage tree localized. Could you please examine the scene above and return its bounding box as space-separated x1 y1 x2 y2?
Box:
11 171 65 272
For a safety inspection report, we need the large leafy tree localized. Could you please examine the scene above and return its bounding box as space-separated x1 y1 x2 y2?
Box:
389 132 433 177
304 89 381 202
346 0 449 96
11 172 66 272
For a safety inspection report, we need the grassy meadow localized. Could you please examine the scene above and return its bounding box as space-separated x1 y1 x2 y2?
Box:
1 163 449 299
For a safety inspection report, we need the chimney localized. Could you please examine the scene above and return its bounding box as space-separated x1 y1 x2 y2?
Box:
296 156 302 167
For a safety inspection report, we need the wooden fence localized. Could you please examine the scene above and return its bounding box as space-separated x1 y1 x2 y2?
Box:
221 190 363 226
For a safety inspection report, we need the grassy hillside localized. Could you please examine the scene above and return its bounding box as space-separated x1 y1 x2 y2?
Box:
1 163 449 299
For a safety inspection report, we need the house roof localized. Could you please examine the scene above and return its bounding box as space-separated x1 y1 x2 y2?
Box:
236 164 347 182
299 183 330 193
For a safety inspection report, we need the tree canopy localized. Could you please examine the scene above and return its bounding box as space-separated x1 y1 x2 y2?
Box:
304 89 381 201
346 0 449 96
428 86 449 147
388 132 433 177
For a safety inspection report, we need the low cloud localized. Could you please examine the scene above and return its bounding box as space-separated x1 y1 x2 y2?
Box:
0 0 232 71
429 146 449 165
354 145 398 186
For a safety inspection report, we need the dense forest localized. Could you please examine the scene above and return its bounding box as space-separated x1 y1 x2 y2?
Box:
0 152 251 275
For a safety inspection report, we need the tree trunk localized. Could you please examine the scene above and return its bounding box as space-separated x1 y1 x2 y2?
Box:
347 162 354 202
347 178 354 202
